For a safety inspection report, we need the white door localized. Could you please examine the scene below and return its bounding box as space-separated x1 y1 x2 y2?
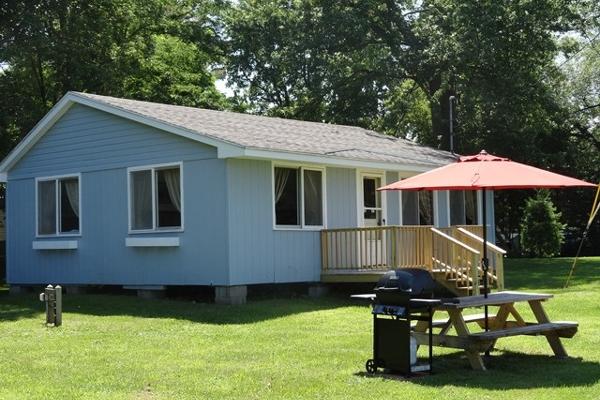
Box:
359 174 386 266
361 175 384 226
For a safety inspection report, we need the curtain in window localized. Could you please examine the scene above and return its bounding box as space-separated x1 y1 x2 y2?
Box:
304 170 322 226
38 180 56 235
64 179 79 218
274 168 290 204
419 192 433 225
163 168 181 212
131 170 152 230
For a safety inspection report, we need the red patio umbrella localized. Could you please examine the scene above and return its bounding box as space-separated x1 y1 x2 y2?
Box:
378 150 597 337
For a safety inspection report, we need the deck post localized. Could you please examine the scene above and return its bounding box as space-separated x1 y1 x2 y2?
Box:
320 230 328 272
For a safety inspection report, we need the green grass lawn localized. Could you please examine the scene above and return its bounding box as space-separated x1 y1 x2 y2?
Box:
1 257 599 400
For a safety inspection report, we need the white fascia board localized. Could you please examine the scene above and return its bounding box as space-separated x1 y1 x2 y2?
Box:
125 237 180 247
32 240 78 250
240 148 439 173
0 95 75 176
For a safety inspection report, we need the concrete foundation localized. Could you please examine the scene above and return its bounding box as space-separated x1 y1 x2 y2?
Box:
136 289 165 300
308 284 329 298
215 285 247 305
123 285 166 299
66 285 88 295
9 285 27 295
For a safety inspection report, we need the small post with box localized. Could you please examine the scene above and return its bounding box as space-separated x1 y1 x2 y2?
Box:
39 284 62 327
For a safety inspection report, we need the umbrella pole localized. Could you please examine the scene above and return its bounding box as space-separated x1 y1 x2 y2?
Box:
482 189 490 357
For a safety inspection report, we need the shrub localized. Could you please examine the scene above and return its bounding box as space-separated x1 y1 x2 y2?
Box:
520 191 566 257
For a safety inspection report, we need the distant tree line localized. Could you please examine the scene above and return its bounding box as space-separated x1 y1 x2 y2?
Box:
1 0 598 255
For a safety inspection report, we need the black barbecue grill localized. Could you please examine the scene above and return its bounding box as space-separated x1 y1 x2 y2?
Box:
352 268 444 376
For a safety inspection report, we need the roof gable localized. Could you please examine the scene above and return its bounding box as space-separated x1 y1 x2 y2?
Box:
0 92 455 180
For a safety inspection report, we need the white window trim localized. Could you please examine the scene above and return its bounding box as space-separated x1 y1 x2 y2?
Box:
356 170 387 227
33 240 78 250
127 162 184 234
35 173 82 238
125 237 180 247
398 189 436 226
272 162 327 231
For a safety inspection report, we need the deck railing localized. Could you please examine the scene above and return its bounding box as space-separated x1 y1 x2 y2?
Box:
320 224 505 294
454 227 506 290
320 226 434 272
431 228 481 295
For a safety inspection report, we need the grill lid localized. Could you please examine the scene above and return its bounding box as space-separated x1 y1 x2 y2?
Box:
374 268 437 305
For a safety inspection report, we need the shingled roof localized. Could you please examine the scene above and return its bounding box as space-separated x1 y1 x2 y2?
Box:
73 92 455 168
0 92 457 180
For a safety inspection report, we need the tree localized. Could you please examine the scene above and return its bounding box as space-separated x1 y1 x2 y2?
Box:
0 0 227 158
520 191 566 257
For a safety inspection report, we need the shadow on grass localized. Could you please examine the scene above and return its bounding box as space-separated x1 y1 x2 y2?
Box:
0 291 358 324
356 350 600 389
504 257 600 291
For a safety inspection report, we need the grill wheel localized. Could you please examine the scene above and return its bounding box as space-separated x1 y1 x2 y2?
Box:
365 359 377 374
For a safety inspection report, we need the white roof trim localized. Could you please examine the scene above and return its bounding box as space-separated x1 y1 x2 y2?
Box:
240 148 436 172
0 92 441 181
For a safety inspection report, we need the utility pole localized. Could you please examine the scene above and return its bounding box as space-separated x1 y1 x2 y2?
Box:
449 96 456 154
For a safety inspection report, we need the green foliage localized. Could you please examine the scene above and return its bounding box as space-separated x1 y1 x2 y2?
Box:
520 191 566 257
0 0 227 158
123 34 227 109
375 79 433 141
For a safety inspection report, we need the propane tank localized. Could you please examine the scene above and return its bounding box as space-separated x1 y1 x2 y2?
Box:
410 335 418 365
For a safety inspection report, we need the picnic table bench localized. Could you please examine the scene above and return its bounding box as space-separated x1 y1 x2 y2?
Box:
411 291 578 371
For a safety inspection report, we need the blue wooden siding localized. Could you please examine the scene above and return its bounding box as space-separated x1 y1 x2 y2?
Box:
325 167 357 228
10 104 216 179
226 159 321 285
7 104 229 285
436 190 450 227
485 190 496 243
224 162 427 285
385 171 400 225
5 102 497 287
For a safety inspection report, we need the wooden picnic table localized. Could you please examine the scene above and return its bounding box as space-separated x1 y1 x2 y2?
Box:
411 291 578 371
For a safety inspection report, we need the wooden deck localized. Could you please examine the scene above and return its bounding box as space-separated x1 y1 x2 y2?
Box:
320 225 505 295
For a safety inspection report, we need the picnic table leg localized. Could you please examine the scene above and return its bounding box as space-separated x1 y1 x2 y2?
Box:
492 304 513 330
507 304 526 326
448 309 486 371
413 310 435 352
414 310 435 333
528 300 568 358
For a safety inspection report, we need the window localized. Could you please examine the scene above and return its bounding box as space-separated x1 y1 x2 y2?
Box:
274 166 324 228
37 175 80 236
361 176 384 226
401 191 434 225
450 190 478 225
129 164 182 232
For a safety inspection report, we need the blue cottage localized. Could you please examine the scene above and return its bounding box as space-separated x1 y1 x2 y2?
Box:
0 92 502 303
